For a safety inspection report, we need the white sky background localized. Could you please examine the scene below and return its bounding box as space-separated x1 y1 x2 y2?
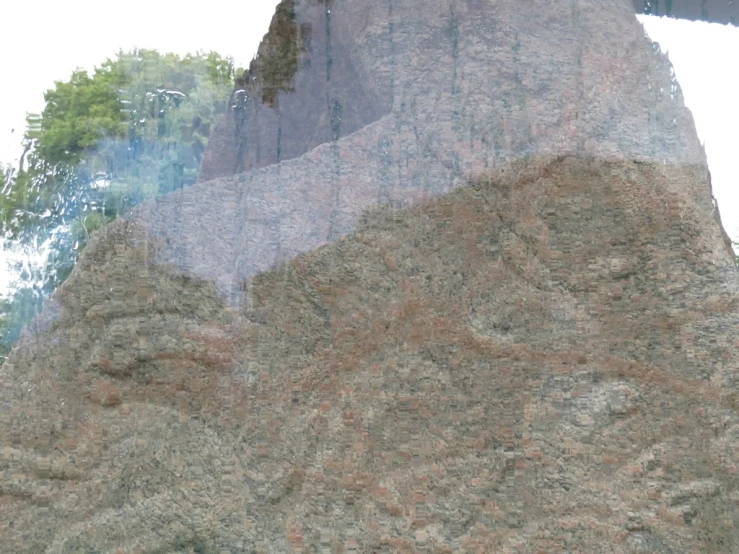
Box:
637 15 739 249
0 0 280 166
0 5 737 294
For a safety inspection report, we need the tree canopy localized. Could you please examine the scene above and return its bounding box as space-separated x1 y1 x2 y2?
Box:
0 48 237 364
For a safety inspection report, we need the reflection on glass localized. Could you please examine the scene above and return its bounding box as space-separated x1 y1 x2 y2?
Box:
0 1 738 552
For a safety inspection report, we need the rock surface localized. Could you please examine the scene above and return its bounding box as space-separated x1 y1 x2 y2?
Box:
201 0 713 186
158 0 731 304
2 0 739 552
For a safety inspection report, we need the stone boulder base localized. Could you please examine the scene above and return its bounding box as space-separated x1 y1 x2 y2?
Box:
2 155 739 552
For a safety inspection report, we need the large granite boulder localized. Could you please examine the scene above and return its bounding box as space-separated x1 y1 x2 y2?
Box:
2 0 739 552
201 0 712 186
138 0 734 308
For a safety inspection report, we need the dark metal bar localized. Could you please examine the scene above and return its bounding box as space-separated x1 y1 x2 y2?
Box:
633 0 738 27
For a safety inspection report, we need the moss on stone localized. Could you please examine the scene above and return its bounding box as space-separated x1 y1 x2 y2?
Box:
249 0 300 107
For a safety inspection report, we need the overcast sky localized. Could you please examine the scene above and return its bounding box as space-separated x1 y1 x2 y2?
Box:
637 14 739 246
0 0 279 166
0 4 737 293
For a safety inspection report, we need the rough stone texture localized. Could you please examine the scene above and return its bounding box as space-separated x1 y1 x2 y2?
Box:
163 0 733 306
2 0 739 552
199 0 707 183
198 0 389 182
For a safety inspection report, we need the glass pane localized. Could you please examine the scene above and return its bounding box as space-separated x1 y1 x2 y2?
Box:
1 1 738 551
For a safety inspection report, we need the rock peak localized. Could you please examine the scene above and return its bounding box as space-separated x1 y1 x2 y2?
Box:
200 0 706 184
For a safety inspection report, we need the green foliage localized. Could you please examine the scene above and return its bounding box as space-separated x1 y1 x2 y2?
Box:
31 67 127 168
0 48 237 365
0 289 45 363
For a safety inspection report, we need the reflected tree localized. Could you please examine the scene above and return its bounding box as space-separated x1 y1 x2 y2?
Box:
0 48 237 364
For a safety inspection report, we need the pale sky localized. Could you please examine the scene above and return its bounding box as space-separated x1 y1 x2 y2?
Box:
0 0 280 166
0 6 737 294
637 15 739 247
